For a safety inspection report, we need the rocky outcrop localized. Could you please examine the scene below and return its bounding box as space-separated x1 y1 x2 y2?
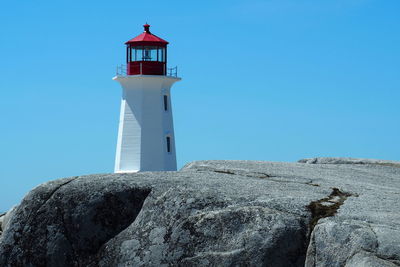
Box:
0 213 5 236
298 157 400 168
0 206 17 236
0 158 399 266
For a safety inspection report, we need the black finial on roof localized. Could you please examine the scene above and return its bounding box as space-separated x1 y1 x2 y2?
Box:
143 23 151 33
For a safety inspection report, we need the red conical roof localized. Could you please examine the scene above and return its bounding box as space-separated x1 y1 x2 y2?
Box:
125 24 169 46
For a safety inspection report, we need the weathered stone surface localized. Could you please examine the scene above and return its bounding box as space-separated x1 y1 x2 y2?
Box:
0 213 4 236
298 157 400 168
0 206 17 235
0 158 399 266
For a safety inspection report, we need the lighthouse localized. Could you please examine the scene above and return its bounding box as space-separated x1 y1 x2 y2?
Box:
113 24 181 173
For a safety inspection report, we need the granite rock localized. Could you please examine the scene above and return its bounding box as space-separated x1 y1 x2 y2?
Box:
298 157 400 168
0 213 4 236
0 206 17 235
0 158 399 266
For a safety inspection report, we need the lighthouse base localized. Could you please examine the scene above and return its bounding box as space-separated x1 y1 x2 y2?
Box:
113 75 180 173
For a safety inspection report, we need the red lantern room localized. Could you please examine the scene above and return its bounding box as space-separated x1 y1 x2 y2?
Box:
125 24 169 75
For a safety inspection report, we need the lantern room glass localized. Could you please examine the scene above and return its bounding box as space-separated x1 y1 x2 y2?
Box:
129 46 166 62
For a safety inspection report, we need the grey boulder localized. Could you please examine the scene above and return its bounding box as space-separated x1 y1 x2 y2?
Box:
0 158 399 266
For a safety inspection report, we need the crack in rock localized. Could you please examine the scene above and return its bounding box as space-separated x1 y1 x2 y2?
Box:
307 187 355 233
304 188 358 267
305 181 320 187
210 169 324 189
213 169 272 178
213 170 235 175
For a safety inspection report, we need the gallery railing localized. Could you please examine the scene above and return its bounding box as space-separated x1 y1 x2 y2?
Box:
116 64 178 77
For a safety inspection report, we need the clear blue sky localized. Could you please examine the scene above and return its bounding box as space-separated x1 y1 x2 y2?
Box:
1 0 399 211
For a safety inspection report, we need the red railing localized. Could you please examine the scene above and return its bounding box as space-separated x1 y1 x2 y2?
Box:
116 64 178 77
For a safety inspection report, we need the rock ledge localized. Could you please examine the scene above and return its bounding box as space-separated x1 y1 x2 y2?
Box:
0 159 399 266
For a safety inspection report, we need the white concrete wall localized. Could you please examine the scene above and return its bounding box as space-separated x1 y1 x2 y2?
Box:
113 75 180 172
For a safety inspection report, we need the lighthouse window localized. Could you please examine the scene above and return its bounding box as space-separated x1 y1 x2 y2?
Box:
166 136 171 153
143 47 157 61
131 47 143 61
158 47 165 62
163 95 168 111
130 46 166 62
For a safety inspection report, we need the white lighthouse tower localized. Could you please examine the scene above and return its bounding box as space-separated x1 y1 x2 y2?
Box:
113 24 181 173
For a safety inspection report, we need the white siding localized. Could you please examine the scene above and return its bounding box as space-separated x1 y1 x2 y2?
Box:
113 75 180 172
